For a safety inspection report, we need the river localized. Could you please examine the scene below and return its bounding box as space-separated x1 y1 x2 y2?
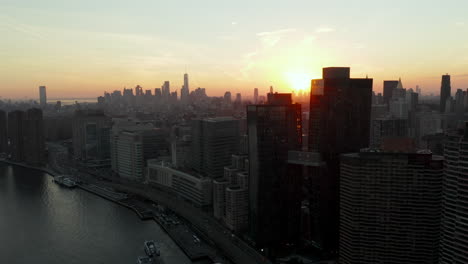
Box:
0 163 190 264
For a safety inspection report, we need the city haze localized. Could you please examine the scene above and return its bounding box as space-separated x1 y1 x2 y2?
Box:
2 0 468 99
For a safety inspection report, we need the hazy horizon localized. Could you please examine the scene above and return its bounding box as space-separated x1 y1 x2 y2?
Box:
2 0 468 99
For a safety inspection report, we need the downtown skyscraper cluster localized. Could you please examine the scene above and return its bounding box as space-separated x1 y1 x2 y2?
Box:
244 67 468 263
8 66 468 264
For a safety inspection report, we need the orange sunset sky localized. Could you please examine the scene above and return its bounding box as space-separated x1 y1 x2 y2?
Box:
1 0 468 99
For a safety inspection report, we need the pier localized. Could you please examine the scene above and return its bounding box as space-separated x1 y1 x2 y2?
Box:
53 175 77 188
77 183 224 263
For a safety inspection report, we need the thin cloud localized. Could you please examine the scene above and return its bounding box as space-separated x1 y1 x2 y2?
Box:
0 15 48 40
302 35 316 44
242 28 299 78
316 27 335 33
231 21 238 25
453 73 468 77
244 52 258 59
238 51 260 80
256 28 297 36
256 28 297 48
262 36 281 47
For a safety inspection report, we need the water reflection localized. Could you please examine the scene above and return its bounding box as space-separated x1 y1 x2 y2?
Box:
0 164 189 264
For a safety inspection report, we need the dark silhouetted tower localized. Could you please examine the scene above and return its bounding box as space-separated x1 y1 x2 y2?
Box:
122 88 134 105
39 86 47 107
191 117 240 179
0 110 8 154
7 110 26 162
184 73 189 90
135 85 143 96
224 91 232 103
308 67 373 252
440 74 451 112
23 108 45 165
154 88 162 99
72 110 112 161
254 88 259 104
248 93 302 251
235 93 242 104
181 73 190 103
162 81 170 99
383 80 398 105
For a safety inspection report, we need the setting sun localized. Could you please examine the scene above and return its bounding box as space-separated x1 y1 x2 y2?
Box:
284 71 313 93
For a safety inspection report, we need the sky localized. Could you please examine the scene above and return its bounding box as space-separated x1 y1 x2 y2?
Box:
1 0 468 99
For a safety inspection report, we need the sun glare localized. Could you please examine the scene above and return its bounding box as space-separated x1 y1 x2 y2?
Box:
285 71 312 93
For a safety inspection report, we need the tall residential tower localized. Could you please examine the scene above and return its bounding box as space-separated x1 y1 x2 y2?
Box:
7 111 25 162
0 110 7 154
247 93 302 251
440 74 451 113
340 148 443 264
308 67 373 251
23 108 46 165
440 123 468 263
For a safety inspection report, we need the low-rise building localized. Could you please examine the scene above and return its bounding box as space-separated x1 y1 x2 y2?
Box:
147 159 212 207
213 152 250 231
213 179 229 220
111 121 166 181
225 186 248 232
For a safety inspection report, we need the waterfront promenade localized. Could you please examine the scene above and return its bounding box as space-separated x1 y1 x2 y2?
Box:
46 142 270 264
4 142 270 264
0 158 223 263
77 182 227 263
82 175 270 264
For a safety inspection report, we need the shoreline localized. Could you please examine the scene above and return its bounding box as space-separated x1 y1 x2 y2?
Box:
1 159 224 263
77 182 224 262
0 159 58 177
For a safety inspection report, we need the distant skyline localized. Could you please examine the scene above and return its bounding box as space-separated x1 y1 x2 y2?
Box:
1 0 468 99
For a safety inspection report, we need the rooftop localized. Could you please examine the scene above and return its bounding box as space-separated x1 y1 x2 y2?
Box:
214 178 229 184
227 186 245 191
358 147 434 155
287 151 325 166
380 137 416 152
203 116 236 122
147 159 206 179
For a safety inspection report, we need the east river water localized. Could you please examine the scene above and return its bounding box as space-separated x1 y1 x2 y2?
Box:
0 163 190 264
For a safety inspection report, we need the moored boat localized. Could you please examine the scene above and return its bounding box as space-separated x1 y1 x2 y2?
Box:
144 240 160 257
136 256 153 264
